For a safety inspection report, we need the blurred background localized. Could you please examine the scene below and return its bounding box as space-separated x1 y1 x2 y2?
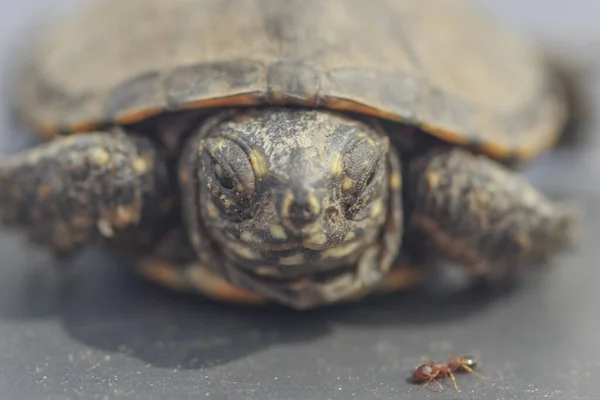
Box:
0 1 599 399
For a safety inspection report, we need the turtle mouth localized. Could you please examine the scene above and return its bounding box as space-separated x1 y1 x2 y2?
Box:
222 234 366 273
249 261 356 283
247 238 359 253
221 227 367 254
233 234 365 257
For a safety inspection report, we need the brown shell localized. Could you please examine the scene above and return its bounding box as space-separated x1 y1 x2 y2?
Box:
15 0 566 160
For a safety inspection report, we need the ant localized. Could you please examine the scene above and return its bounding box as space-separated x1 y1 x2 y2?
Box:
411 354 489 392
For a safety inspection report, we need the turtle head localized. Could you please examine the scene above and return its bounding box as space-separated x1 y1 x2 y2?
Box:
181 107 402 306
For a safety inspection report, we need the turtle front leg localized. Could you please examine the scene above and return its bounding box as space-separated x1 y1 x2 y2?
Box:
0 130 176 256
406 147 577 281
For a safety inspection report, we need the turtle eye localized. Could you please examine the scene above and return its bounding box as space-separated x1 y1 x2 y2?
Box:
341 138 383 220
204 138 256 194
363 168 376 189
214 163 235 190
342 138 380 193
202 138 257 220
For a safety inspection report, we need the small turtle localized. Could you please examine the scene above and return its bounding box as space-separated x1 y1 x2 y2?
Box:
0 0 576 309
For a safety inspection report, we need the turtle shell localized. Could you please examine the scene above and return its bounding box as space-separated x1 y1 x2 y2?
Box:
15 0 566 160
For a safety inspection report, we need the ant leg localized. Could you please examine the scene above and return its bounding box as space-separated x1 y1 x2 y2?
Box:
423 378 443 391
422 371 443 391
448 372 460 393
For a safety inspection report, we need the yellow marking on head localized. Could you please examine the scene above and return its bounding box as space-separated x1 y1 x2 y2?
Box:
279 253 305 266
223 233 237 243
248 149 268 179
331 153 343 176
255 266 280 277
303 232 328 248
389 172 402 190
269 225 288 240
344 231 356 241
281 189 295 220
211 139 227 151
370 200 384 219
132 157 149 173
343 177 356 191
206 201 219 219
90 148 110 165
319 273 358 301
322 241 362 260
227 243 259 260
240 231 263 245
301 221 322 235
426 171 441 191
361 133 377 148
240 231 252 243
307 192 322 216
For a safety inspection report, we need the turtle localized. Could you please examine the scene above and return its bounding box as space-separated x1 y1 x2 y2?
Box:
0 0 577 309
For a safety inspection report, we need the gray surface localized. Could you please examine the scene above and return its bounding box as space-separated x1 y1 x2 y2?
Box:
1 1 600 399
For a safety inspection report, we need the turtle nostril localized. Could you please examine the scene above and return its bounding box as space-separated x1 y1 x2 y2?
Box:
325 206 338 219
287 200 319 227
281 189 322 228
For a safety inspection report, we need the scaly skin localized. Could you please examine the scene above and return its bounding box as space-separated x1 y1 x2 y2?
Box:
0 130 176 255
178 108 405 308
137 226 422 307
406 146 577 281
0 108 577 309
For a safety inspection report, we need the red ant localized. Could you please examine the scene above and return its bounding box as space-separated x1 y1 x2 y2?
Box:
411 354 488 392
